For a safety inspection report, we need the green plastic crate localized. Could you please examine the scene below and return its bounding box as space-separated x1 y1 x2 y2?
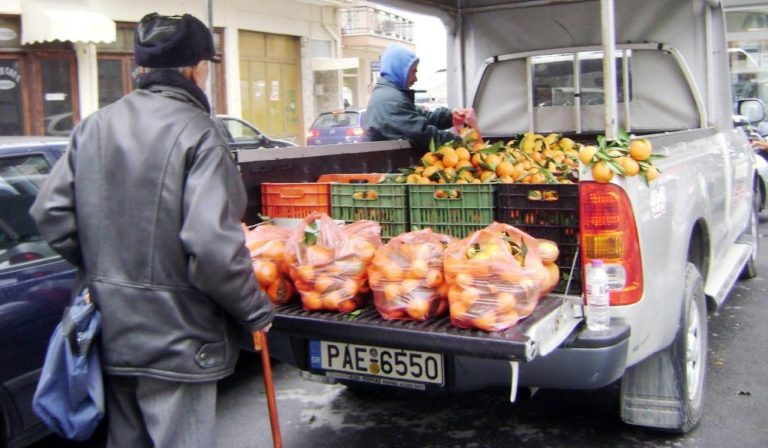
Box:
408 184 494 239
330 184 409 241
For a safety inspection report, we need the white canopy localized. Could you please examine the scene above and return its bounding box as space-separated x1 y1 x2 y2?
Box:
21 0 116 45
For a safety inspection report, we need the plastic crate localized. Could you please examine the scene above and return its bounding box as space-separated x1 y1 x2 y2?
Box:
408 184 495 239
261 183 330 218
495 183 581 294
330 184 408 241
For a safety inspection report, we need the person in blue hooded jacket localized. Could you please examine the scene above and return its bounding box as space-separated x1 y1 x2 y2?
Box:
365 44 465 150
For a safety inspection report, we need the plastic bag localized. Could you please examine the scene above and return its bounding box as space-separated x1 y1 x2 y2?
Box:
443 223 548 332
286 212 381 312
368 229 454 321
244 224 295 305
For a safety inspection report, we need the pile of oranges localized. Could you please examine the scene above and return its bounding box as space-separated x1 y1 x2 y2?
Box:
443 223 559 332
245 224 294 305
285 214 380 313
368 229 453 321
578 129 660 184
391 129 581 185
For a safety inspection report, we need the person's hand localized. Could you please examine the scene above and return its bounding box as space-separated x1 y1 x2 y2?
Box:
752 140 768 151
252 324 272 351
452 107 471 122
261 323 272 333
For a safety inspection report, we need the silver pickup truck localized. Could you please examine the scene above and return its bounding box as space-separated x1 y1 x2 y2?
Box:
238 0 761 433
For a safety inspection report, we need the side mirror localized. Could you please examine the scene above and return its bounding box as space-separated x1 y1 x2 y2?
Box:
737 98 766 124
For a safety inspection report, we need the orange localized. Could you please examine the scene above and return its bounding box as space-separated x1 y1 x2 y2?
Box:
425 269 443 288
442 152 460 168
422 152 439 165
263 241 286 260
384 283 401 302
537 240 560 264
406 298 431 320
368 270 383 288
322 291 343 310
338 299 358 313
644 165 659 182
382 262 404 282
591 161 614 183
454 272 473 286
306 245 335 266
579 145 598 165
407 258 429 279
496 292 518 314
456 147 471 161
629 139 652 161
341 278 359 297
255 260 279 286
314 275 335 293
496 160 515 177
473 312 498 332
302 291 323 310
296 264 315 283
355 241 376 261
618 156 640 176
542 263 560 295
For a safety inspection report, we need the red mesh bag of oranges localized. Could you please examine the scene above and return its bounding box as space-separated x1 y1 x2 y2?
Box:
285 212 381 313
244 224 295 305
368 229 454 321
443 223 552 332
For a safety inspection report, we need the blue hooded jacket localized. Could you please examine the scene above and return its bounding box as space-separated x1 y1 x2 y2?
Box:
380 45 418 90
365 45 459 150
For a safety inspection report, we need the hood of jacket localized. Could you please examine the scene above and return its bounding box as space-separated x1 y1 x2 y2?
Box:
380 44 418 90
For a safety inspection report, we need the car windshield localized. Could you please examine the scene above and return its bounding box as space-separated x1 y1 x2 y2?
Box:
219 117 263 142
312 112 360 128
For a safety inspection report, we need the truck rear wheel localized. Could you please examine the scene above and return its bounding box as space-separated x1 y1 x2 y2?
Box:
620 262 707 433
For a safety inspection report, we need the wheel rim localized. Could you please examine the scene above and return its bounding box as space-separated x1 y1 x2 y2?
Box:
685 299 704 402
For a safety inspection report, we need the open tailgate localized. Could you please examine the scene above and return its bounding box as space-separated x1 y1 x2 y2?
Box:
272 294 582 362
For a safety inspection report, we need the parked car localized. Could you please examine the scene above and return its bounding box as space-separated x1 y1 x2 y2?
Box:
215 115 297 150
306 109 368 145
733 102 768 213
0 137 75 448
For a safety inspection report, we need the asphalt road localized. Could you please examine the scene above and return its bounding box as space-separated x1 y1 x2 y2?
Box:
37 217 768 448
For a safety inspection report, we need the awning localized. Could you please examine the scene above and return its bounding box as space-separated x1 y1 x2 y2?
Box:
312 57 359 71
21 1 116 45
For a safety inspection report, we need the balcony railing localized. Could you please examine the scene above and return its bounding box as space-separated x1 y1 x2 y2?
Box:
340 6 414 43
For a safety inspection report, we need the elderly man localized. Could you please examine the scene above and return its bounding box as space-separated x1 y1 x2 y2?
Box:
30 13 274 448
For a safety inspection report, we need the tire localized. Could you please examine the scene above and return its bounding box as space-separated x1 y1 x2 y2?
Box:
741 188 760 279
620 263 707 433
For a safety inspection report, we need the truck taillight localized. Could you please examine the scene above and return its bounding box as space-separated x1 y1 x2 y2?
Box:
579 181 643 306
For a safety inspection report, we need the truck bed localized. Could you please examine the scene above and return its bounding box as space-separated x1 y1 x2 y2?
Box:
271 294 583 363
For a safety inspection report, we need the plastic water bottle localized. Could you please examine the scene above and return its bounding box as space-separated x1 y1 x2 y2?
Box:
586 259 610 332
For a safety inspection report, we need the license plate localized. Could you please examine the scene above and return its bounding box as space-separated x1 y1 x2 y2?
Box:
309 340 444 386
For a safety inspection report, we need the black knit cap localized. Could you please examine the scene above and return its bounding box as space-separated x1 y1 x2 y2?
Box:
134 13 221 68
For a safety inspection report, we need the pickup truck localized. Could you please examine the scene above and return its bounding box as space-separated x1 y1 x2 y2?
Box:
238 0 762 433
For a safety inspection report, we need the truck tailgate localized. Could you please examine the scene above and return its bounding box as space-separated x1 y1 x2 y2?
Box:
272 294 582 362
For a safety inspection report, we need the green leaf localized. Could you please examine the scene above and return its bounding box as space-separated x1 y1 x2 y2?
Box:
520 239 528 266
429 138 437 153
257 213 272 222
344 309 362 320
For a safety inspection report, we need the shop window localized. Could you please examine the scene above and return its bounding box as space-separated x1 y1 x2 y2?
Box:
40 58 75 136
0 58 25 135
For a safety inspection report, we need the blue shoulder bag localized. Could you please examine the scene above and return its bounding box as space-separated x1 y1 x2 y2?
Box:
32 288 104 441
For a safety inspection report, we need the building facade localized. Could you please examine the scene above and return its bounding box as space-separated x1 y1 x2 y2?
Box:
0 0 365 144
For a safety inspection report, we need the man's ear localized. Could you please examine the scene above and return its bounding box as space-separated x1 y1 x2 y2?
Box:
190 60 209 89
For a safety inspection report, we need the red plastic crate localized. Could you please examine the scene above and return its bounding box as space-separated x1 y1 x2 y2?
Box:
261 183 331 218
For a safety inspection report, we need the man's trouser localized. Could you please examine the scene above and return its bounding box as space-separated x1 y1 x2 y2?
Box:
104 374 217 448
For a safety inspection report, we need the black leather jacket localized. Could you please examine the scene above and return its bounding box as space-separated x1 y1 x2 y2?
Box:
31 85 274 382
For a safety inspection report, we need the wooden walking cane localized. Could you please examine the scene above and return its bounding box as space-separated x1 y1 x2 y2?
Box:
253 331 282 448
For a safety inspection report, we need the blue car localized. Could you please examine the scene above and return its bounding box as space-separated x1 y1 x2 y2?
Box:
0 137 76 447
306 109 368 145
